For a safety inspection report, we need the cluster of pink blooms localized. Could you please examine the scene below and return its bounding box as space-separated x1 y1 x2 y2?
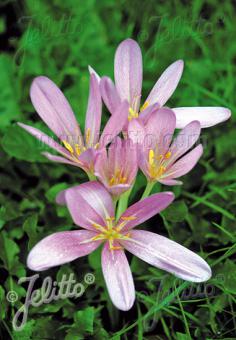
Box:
19 39 231 311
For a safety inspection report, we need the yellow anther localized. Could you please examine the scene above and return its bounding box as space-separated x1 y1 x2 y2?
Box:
109 177 115 186
149 149 155 166
90 220 107 233
110 246 123 250
63 140 74 154
106 217 115 221
165 151 172 159
94 143 99 149
140 101 149 112
91 234 105 241
128 107 139 121
121 216 136 221
85 128 91 145
75 144 81 156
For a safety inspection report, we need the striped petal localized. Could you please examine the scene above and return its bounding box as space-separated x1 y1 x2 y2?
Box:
85 74 102 146
100 76 121 114
61 181 115 231
27 230 100 271
88 65 101 82
173 107 231 128
102 243 135 311
18 122 70 157
121 230 212 282
169 120 201 163
164 144 203 179
145 60 184 107
118 192 175 231
100 101 129 147
30 76 81 141
115 39 142 111
146 107 176 155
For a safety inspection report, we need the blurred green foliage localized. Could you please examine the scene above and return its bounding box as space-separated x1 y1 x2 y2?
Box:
0 0 236 339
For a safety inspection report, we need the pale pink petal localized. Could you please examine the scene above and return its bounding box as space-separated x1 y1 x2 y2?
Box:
159 179 183 186
100 101 129 147
145 107 176 155
30 76 81 140
173 107 231 128
146 60 184 107
102 243 135 311
114 39 143 111
88 65 101 82
27 230 100 271
95 138 137 197
85 74 102 146
103 184 132 197
62 181 115 230
139 103 159 124
169 120 201 163
128 118 145 145
118 192 175 231
164 144 203 179
100 76 121 114
42 152 80 167
17 122 70 158
77 147 98 173
121 230 212 282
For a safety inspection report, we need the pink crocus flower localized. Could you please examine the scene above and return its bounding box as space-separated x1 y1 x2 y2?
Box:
129 107 203 186
18 74 129 175
94 137 138 197
27 182 211 311
90 38 231 128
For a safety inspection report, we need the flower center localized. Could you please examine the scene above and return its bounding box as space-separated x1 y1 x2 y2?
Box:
148 149 172 180
128 101 149 121
109 169 127 186
83 216 135 251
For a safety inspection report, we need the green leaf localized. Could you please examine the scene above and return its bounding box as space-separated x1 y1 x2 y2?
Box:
74 307 95 335
2 125 48 162
23 214 38 249
0 231 20 271
161 200 188 222
0 55 21 128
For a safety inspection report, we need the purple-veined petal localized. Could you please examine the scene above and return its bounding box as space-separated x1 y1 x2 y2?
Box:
62 181 115 230
159 179 183 186
85 74 102 146
30 76 81 140
88 65 101 82
100 76 121 114
77 147 98 173
17 122 70 158
103 184 132 197
118 192 175 231
95 138 137 197
169 120 201 163
114 39 143 111
100 101 129 147
128 118 145 145
145 60 184 107
139 103 159 124
121 230 212 282
164 144 203 179
145 107 176 155
27 230 100 271
102 243 135 311
42 152 80 167
173 107 231 128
